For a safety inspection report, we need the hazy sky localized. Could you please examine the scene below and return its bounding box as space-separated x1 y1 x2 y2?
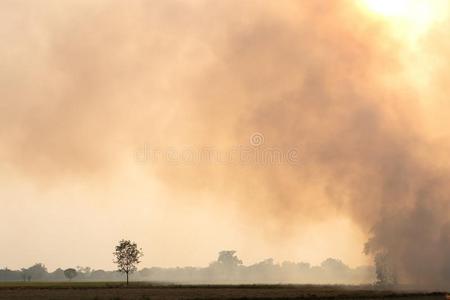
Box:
1 165 367 270
1 0 450 284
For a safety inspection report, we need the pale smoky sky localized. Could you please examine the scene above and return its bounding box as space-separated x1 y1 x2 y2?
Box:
1 0 450 281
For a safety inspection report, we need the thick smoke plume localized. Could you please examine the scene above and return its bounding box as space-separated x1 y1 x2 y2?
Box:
1 0 450 288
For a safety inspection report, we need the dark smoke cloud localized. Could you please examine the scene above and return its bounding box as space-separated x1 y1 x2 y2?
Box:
1 0 449 288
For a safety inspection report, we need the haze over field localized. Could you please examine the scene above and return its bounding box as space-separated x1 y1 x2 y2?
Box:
1 0 450 289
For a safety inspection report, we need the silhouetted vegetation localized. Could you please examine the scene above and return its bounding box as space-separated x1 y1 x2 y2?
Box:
64 268 77 281
0 251 374 284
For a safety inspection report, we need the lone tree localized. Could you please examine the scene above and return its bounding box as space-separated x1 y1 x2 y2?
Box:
64 268 77 281
113 239 143 285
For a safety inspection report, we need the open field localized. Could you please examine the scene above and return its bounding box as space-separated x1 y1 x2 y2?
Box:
0 283 447 300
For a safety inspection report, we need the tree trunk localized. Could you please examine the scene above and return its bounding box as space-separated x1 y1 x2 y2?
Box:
126 272 129 286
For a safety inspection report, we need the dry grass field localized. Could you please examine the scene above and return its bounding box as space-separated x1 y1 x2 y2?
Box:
0 283 447 300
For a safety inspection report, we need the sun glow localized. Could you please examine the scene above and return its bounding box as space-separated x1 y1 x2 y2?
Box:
363 0 424 17
358 0 449 110
360 0 447 37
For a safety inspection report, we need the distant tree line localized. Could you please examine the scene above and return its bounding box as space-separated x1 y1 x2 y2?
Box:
0 250 374 284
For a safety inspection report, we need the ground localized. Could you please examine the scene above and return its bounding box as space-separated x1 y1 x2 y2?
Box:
0 282 447 300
